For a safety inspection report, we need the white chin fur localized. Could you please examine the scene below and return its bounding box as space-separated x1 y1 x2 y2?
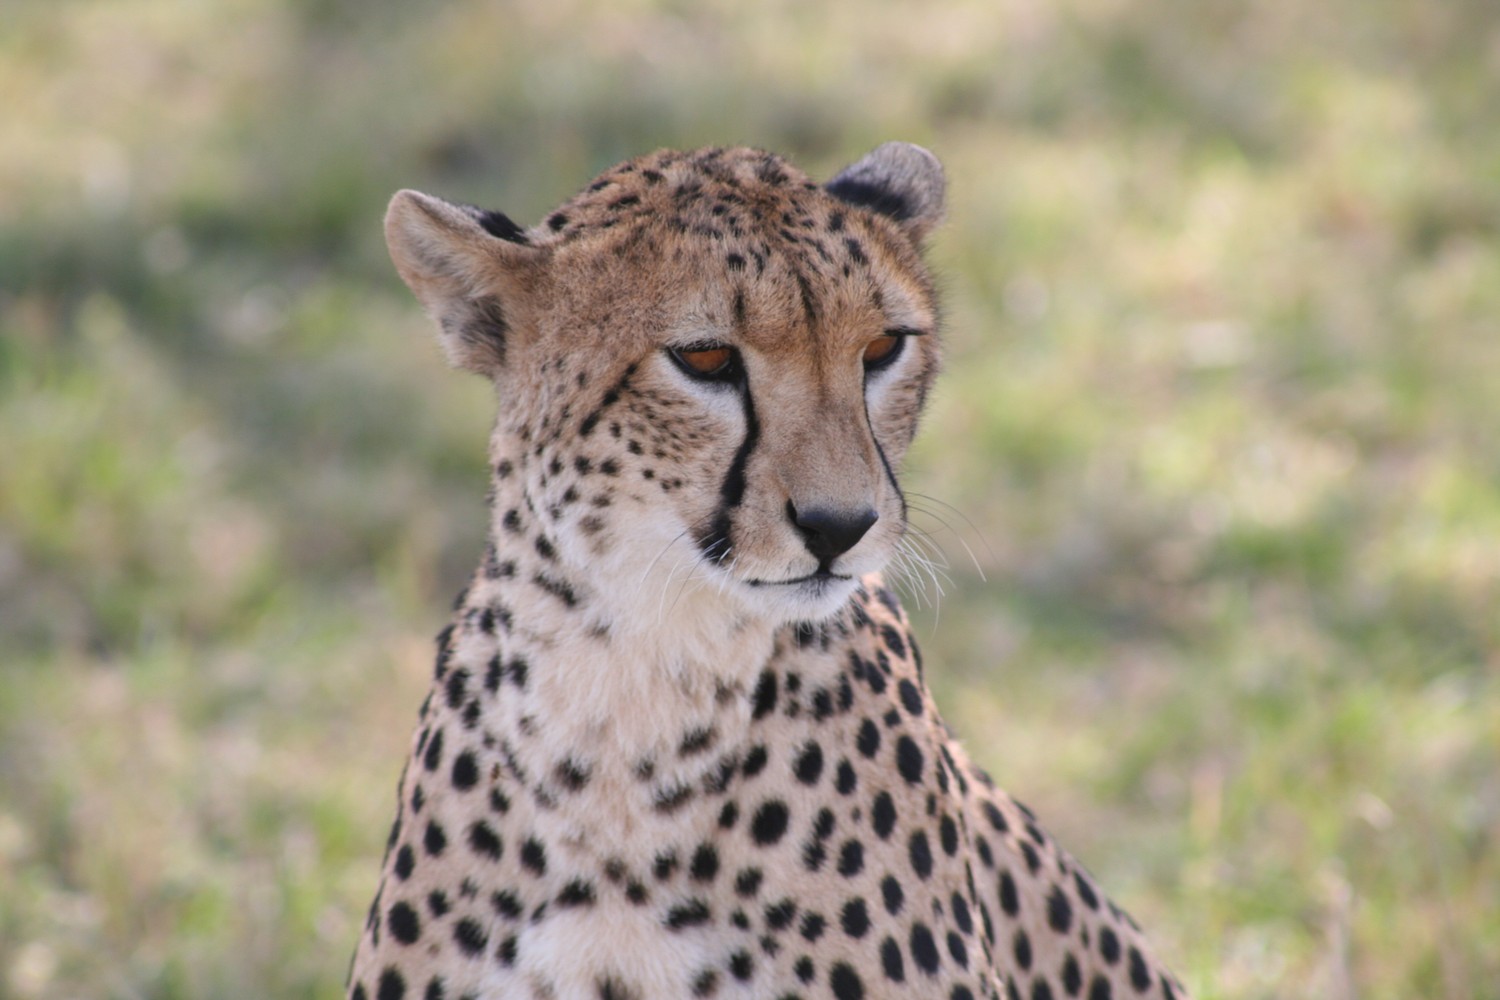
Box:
732 573 864 624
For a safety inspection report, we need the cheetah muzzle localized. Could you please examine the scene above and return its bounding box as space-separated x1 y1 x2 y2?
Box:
348 143 1192 1000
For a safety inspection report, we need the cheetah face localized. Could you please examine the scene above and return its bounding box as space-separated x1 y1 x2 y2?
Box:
385 144 945 625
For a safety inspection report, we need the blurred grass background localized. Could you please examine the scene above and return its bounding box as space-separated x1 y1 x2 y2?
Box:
2 0 1499 996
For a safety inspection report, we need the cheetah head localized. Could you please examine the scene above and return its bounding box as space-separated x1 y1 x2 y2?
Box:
385 144 945 627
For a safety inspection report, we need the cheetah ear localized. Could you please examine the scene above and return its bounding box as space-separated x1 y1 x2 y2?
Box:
825 142 947 243
384 189 542 377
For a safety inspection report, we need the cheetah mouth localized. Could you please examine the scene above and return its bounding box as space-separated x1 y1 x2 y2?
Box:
744 570 853 589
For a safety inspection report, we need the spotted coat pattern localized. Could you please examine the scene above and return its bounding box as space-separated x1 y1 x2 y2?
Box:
347 145 1192 1000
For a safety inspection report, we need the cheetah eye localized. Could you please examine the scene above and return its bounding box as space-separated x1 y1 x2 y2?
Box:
862 332 906 371
668 343 741 383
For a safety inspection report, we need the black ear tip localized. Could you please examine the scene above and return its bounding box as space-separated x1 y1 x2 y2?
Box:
471 207 531 245
825 142 946 238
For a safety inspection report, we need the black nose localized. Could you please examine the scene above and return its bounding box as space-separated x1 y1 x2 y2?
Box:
788 502 879 565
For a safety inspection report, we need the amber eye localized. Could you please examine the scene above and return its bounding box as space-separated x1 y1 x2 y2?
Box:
669 344 740 381
862 333 904 370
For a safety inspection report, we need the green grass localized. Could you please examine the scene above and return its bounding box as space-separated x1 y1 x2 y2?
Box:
3 1 1498 997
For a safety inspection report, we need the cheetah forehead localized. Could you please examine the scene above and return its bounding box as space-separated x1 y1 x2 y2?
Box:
525 146 941 352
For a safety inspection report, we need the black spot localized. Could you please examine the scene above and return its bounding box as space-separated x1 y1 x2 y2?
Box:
750 800 790 845
1034 982 1056 1000
520 838 547 876
424 976 446 1000
451 751 478 791
837 839 864 877
735 867 763 896
728 950 753 981
743 745 769 777
751 670 779 719
377 967 406 1000
999 870 1020 916
394 844 415 880
1062 954 1083 996
1129 947 1152 991
654 852 679 880
895 736 924 784
557 879 596 907
840 898 870 937
726 252 746 271
679 726 716 757
423 821 447 857
940 814 959 855
951 892 973 934
799 912 826 940
909 922 940 974
765 898 797 929
422 728 444 771
468 821 502 861
1099 926 1120 964
1075 871 1101 911
872 792 897 839
1088 975 1113 1000
388 901 420 944
947 930 968 967
556 758 591 790
898 678 923 715
666 899 711 930
691 970 717 997
856 719 881 758
547 212 569 231
654 782 694 813
908 830 933 879
793 741 824 784
835 760 857 794
491 890 522 919
881 936 905 981
1047 884 1073 933
453 917 487 956
881 875 904 915
829 962 864 1000
532 572 580 608
445 667 469 709
880 624 907 659
596 976 636 1000
690 843 720 882
427 890 450 917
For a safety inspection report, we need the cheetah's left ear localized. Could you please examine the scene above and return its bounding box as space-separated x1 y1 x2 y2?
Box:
825 142 946 243
385 189 544 378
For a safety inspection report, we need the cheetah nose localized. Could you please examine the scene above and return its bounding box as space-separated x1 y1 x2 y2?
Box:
787 501 879 565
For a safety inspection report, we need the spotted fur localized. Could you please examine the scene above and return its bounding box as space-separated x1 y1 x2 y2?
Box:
348 144 1191 1000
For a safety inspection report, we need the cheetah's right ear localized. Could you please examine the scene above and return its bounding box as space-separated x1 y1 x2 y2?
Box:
384 189 543 378
825 142 947 244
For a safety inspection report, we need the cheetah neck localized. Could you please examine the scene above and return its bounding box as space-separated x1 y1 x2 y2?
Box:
439 432 825 822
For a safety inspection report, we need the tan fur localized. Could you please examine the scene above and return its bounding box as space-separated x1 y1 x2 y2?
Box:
348 146 1190 1000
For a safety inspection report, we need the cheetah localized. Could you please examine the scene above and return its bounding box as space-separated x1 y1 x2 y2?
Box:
348 143 1192 1000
